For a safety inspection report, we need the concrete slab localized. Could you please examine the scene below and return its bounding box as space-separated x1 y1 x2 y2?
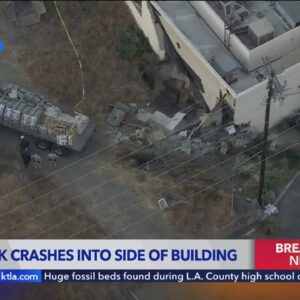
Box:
137 109 186 132
107 102 129 127
180 139 192 155
148 130 166 143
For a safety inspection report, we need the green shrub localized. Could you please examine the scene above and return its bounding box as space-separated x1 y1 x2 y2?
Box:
116 27 152 61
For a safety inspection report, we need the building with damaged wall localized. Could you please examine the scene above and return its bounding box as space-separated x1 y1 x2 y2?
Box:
126 1 300 133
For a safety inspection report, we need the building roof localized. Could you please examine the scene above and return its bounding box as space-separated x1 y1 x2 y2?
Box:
153 1 300 94
212 53 239 75
208 1 291 49
156 1 241 72
277 1 300 27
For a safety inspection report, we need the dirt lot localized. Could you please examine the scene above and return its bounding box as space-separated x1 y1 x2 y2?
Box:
0 0 238 241
2 1 157 118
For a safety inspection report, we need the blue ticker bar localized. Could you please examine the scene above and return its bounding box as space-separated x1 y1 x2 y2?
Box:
0 41 4 52
41 270 300 283
0 270 299 283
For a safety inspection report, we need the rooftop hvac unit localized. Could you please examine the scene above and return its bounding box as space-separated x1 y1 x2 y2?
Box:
211 52 240 83
218 1 250 21
248 18 274 46
276 1 300 28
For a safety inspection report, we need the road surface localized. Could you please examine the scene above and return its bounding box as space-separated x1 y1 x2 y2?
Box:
276 173 300 238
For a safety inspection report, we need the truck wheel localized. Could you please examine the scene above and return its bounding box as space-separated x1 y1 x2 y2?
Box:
53 145 67 156
36 140 49 151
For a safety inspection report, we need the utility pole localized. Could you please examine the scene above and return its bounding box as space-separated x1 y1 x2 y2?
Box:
257 75 274 208
257 56 300 208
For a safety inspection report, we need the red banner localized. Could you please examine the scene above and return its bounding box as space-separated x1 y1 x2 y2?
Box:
255 240 300 270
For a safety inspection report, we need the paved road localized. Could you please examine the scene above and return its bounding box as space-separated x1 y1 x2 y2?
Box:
276 173 300 238
0 122 183 239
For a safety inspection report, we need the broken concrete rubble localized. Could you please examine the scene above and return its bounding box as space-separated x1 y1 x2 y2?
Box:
180 139 192 155
191 138 214 156
113 132 130 144
107 102 129 127
264 203 279 216
269 140 277 152
6 1 46 27
220 141 229 155
226 125 236 135
235 137 251 148
157 63 190 89
147 129 166 144
179 137 215 157
158 198 168 210
201 108 222 129
170 65 190 89
167 112 186 131
137 109 186 132
234 128 255 148
178 130 188 138
133 129 146 140
158 193 185 210
129 128 149 145
268 133 278 151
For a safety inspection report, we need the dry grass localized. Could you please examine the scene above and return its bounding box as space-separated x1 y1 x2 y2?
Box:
6 1 157 121
1 0 235 240
109 151 233 237
0 144 106 239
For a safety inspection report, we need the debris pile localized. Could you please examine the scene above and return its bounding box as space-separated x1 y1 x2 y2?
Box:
6 1 46 27
107 102 129 127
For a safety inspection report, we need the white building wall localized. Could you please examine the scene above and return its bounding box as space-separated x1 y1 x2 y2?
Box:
248 27 300 71
235 63 300 131
125 1 166 60
151 3 236 110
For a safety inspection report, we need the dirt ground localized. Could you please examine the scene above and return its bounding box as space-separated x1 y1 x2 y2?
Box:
0 0 238 241
2 1 157 118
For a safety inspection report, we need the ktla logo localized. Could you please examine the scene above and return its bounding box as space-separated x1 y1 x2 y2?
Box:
0 40 4 52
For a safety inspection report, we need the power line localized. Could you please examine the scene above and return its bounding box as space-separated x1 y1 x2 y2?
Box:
4 120 298 237
0 99 265 220
0 69 271 203
1 99 274 233
69 141 300 239
0 121 261 236
30 126 299 239
0 71 273 204
0 96 209 202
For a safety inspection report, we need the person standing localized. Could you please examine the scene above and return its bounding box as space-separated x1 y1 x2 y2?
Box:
31 152 42 171
20 148 31 168
20 135 30 151
48 152 58 169
48 142 54 152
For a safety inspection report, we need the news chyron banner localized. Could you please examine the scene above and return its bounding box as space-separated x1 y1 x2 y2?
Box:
0 240 299 283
